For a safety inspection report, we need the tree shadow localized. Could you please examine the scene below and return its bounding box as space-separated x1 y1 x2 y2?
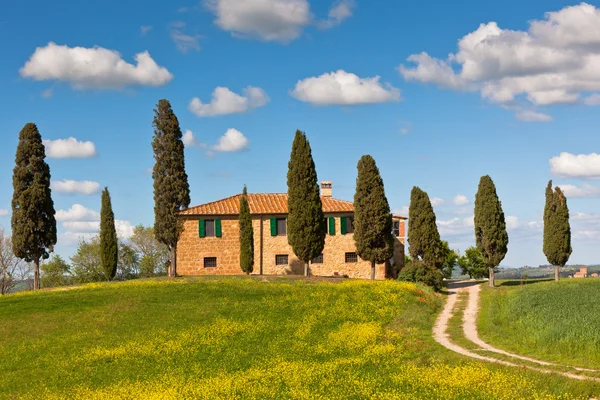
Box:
497 279 554 287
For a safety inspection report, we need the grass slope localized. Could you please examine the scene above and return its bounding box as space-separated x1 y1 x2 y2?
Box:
0 277 593 399
479 279 600 369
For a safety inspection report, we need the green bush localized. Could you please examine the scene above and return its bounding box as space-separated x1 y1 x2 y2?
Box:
398 260 443 291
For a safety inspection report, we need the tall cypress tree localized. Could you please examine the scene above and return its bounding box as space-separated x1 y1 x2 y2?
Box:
287 130 325 277
543 180 572 281
407 187 443 269
11 123 57 290
474 175 508 287
100 187 118 280
353 155 394 280
239 185 254 275
152 99 190 277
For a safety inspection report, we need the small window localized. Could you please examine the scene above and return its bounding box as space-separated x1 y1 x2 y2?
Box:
311 254 324 264
347 217 354 234
204 257 217 268
393 220 400 237
277 218 287 235
205 220 215 237
275 254 289 265
345 252 358 263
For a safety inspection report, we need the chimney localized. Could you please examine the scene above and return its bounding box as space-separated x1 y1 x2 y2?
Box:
321 181 332 197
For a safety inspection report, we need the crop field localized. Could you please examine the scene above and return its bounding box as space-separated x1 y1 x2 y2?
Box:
0 277 596 399
479 279 600 369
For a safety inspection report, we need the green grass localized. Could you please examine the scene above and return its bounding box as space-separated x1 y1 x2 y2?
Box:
0 276 597 399
479 279 600 369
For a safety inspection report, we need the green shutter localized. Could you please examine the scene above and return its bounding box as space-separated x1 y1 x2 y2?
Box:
199 219 205 238
215 219 222 237
328 217 335 235
270 218 277 236
340 216 347 235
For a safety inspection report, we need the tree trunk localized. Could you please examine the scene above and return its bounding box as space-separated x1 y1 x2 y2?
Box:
555 265 559 281
371 260 376 280
304 262 309 277
33 257 40 290
489 267 495 288
169 247 177 278
1 264 7 295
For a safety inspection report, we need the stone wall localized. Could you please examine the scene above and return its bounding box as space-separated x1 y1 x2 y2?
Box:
176 214 405 280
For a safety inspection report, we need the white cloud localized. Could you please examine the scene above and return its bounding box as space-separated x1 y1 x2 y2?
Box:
62 220 133 239
0 209 8 217
430 197 444 207
43 137 97 158
550 152 600 179
213 128 249 152
170 22 202 53
505 216 520 231
398 3 600 120
140 25 153 36
182 129 206 148
393 206 409 216
515 109 553 122
453 194 469 206
584 94 600 106
437 216 474 238
557 183 600 198
52 180 101 195
55 204 100 222
59 232 97 246
317 0 355 29
291 70 401 106
20 42 173 90
205 0 311 43
188 86 269 117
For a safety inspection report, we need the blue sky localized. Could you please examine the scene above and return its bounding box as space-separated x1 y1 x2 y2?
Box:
2 0 600 268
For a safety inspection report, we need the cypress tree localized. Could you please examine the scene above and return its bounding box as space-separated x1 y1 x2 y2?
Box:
353 155 394 280
100 187 118 280
407 187 443 269
473 175 508 287
286 130 325 277
11 122 57 290
543 181 572 281
152 99 190 277
239 185 254 275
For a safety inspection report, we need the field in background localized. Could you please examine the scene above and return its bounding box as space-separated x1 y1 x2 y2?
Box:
0 276 595 399
479 279 600 369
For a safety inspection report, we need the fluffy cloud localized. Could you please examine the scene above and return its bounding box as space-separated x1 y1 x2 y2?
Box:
398 3 600 120
188 86 269 117
430 197 444 207
291 70 401 106
205 0 311 42
437 216 474 238
62 220 134 238
170 22 202 53
515 109 553 122
213 129 249 152
584 94 600 106
182 129 206 149
0 209 8 217
557 183 600 198
550 152 600 179
55 204 100 222
51 180 101 195
20 42 173 89
56 204 134 245
453 194 469 206
317 0 355 29
43 137 97 158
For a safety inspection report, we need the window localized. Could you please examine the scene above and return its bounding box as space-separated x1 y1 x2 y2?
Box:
271 218 287 236
204 257 217 268
345 252 358 263
311 254 324 264
275 254 289 265
205 220 215 237
341 216 354 234
199 219 221 238
393 220 400 237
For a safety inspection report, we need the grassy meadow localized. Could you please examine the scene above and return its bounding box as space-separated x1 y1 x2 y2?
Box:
0 276 597 399
479 279 600 369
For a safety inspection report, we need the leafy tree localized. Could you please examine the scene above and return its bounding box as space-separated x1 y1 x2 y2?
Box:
130 225 169 277
474 175 508 287
408 187 443 269
440 240 458 279
239 185 254 275
397 260 443 291
11 122 57 290
457 246 487 279
353 155 394 280
152 99 190 277
404 254 412 266
543 181 572 281
71 236 104 283
286 130 325 277
116 243 139 280
0 229 31 295
100 187 118 281
41 255 71 288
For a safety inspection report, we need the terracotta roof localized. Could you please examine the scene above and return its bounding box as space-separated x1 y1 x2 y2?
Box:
178 193 356 216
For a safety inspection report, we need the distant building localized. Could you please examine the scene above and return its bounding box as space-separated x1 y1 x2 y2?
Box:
573 266 588 278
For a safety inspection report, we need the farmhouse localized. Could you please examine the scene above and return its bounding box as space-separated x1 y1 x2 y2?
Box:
176 182 406 280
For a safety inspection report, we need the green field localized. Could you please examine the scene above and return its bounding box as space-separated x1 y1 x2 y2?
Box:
0 277 596 399
479 279 600 369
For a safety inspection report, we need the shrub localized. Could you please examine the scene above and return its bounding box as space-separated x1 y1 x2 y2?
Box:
398 260 443 291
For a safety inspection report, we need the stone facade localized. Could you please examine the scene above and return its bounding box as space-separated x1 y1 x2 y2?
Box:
177 213 406 280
